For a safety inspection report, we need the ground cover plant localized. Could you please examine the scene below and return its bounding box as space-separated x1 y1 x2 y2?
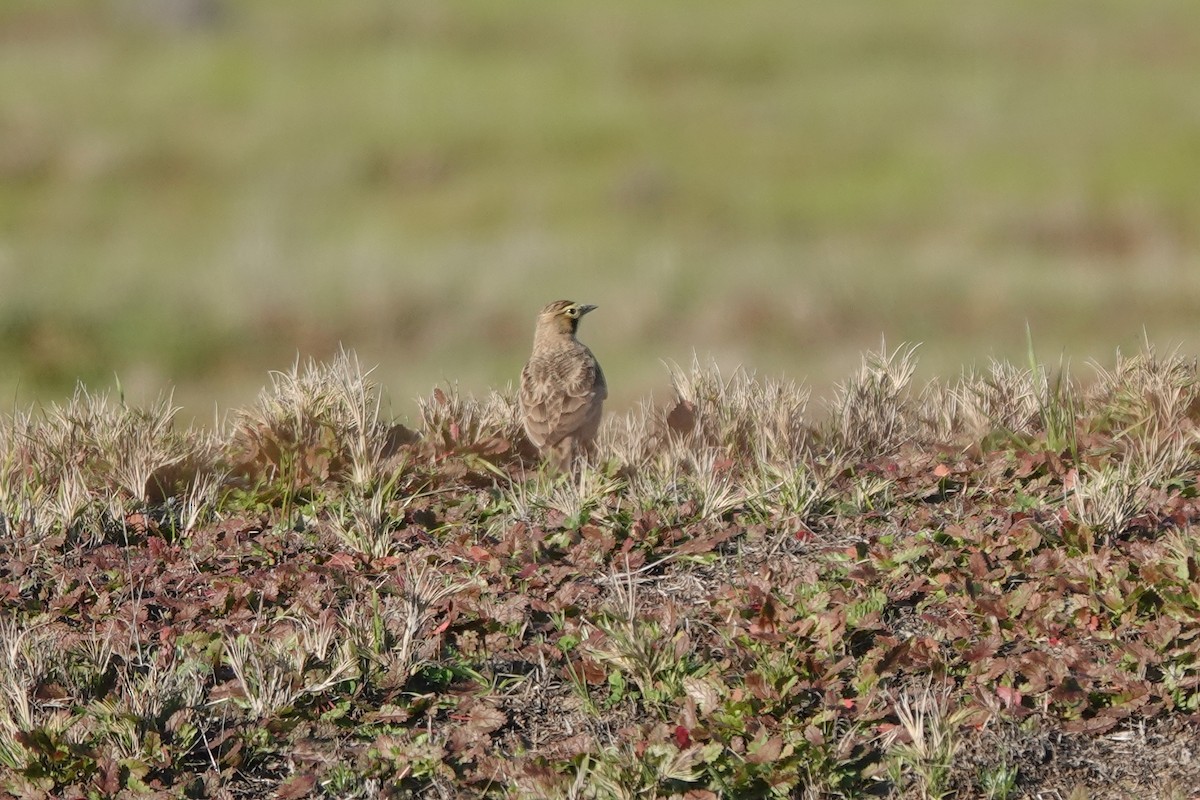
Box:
2 345 1200 798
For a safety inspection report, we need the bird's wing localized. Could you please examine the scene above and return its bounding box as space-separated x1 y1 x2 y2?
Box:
591 354 608 401
520 354 604 448
552 354 604 442
519 362 557 448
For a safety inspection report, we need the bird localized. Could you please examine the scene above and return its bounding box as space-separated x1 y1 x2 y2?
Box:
519 300 607 471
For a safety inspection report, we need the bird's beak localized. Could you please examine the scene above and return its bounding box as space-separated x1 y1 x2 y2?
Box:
578 304 598 316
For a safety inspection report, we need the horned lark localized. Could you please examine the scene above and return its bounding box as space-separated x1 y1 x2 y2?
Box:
519 300 607 470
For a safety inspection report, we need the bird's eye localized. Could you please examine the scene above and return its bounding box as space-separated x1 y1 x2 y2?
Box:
564 306 578 317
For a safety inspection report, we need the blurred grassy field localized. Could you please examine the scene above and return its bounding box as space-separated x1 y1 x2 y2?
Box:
2 0 1199 422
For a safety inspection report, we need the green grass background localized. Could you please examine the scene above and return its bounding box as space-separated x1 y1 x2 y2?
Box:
3 0 1199 421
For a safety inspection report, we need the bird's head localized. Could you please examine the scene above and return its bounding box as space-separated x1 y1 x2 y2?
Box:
537 300 597 337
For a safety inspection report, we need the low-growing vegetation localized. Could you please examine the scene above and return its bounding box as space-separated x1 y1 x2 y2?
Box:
2 345 1200 798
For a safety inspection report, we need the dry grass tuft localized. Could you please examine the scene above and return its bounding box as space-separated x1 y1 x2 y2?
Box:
827 342 921 458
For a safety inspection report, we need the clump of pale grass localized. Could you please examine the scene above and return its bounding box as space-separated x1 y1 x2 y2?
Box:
329 485 401 560
341 562 480 687
883 682 972 800
109 655 207 724
549 743 712 800
1069 348 1200 540
86 391 191 506
543 466 624 526
625 451 691 523
679 447 750 520
170 434 229 535
595 397 659 469
954 360 1042 438
1071 461 1143 541
1090 344 1200 438
0 408 43 556
744 459 830 536
0 618 64 765
622 435 758 525
586 572 700 709
1072 430 1197 542
0 387 207 543
234 358 337 473
603 358 820 526
945 341 1081 453
231 351 430 551
232 349 411 494
417 383 523 455
223 633 311 718
1121 428 1198 487
915 378 961 444
827 342 921 459
322 349 404 491
222 622 358 719
665 356 811 465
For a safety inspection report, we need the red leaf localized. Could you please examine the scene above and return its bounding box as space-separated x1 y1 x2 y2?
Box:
276 773 317 799
326 552 356 570
968 550 990 579
1062 715 1118 734
576 658 607 685
666 399 696 436
469 436 511 456
1062 468 1078 491
674 725 691 748
804 724 824 746
876 640 912 675
34 682 69 701
996 685 1022 709
675 526 737 556
745 672 777 701
749 595 777 638
96 756 120 795
745 734 783 765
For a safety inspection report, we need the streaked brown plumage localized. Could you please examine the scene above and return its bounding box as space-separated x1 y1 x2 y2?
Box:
519 300 607 470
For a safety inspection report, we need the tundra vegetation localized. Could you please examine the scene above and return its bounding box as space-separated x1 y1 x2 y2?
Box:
2 344 1200 798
